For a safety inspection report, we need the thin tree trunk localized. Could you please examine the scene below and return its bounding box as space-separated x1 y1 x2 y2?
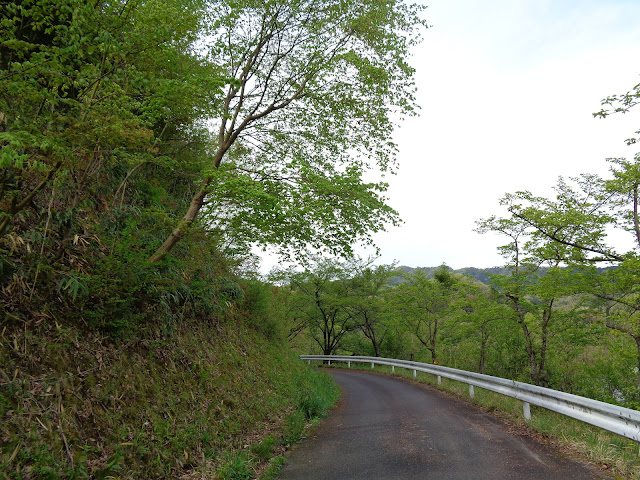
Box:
429 347 437 364
519 319 541 385
526 342 539 385
431 317 438 363
148 182 209 262
148 146 226 262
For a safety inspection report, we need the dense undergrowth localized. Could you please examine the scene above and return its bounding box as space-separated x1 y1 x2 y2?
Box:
0 317 338 479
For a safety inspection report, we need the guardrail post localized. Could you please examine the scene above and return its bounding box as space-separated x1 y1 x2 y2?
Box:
371 362 375 369
523 402 531 421
328 360 331 365
469 385 475 399
348 360 351 368
413 369 416 378
308 359 311 365
391 365 395 373
437 375 441 385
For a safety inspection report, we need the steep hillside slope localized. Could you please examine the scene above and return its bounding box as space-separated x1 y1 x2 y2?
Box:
0 319 336 479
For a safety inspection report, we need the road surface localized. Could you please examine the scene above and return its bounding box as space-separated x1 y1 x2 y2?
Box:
277 370 610 480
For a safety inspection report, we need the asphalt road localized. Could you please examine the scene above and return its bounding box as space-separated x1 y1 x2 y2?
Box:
276 370 610 480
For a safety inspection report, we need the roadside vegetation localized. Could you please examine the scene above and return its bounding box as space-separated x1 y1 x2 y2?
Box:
1 309 339 479
279 255 640 410
1 313 340 479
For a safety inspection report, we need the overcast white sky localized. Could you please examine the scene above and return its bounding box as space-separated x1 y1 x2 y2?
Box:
261 0 640 272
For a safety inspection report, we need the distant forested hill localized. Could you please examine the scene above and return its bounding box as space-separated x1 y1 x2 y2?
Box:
392 265 616 285
391 265 508 285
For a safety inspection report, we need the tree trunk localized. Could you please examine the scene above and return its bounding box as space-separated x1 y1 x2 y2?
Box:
431 317 438 363
148 181 209 262
148 145 227 262
429 346 437 364
521 324 541 385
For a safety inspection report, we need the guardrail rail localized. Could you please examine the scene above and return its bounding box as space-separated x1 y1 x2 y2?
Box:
300 354 640 447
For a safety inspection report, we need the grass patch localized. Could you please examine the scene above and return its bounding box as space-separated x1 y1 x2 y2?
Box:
261 455 286 480
217 451 254 480
280 410 308 447
322 360 640 480
251 435 277 461
0 320 340 479
297 370 340 420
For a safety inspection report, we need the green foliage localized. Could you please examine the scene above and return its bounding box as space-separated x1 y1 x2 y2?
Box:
282 252 640 410
241 279 281 340
0 0 229 332
279 257 357 355
280 410 308 446
477 154 640 399
296 370 340 419
261 455 286 480
470 74 640 397
387 266 464 364
250 434 276 461
151 0 428 261
217 451 253 480
340 260 399 357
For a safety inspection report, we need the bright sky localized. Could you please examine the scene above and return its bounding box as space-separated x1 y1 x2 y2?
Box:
260 0 640 273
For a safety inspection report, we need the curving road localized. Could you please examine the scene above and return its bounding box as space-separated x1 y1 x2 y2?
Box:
277 370 611 480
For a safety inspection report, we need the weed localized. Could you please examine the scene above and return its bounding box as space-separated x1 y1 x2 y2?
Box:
281 410 307 446
297 371 339 419
217 451 253 480
261 455 286 480
250 435 276 461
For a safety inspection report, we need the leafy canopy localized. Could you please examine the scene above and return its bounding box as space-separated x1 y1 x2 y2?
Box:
151 0 428 261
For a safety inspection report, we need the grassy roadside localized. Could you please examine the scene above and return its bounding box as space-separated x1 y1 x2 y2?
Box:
0 320 339 480
323 361 640 480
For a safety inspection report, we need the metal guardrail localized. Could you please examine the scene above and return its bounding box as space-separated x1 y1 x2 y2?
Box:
300 354 640 444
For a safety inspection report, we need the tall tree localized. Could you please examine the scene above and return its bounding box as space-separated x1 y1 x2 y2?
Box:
495 157 640 398
478 73 640 394
449 283 510 374
341 262 397 357
497 77 640 399
391 266 457 364
149 0 427 262
476 215 580 386
282 258 355 355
